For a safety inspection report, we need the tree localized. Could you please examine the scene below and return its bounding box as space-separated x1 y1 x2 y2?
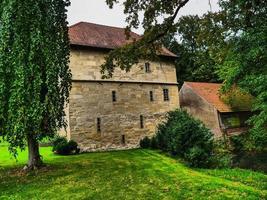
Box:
0 0 71 169
102 0 266 150
162 13 225 87
101 0 190 78
217 0 267 150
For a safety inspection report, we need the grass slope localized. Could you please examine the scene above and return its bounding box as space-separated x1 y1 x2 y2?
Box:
0 144 266 200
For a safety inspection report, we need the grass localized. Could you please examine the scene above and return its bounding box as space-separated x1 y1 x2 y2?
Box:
0 143 267 200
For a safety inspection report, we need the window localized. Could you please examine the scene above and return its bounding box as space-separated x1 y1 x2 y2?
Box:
220 112 252 129
112 91 117 102
163 89 169 101
121 135 126 145
140 115 144 129
97 118 101 132
145 62 151 73
149 91 154 101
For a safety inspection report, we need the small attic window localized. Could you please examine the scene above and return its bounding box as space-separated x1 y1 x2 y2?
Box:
145 62 151 73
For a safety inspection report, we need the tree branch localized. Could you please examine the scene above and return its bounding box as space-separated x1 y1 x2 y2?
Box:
147 0 190 44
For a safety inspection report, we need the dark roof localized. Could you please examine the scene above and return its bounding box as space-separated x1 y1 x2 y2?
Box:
184 82 251 113
69 22 177 58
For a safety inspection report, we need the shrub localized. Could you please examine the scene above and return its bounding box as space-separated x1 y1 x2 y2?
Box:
185 146 211 167
154 109 214 168
150 136 158 149
52 136 79 155
140 136 151 148
211 140 233 168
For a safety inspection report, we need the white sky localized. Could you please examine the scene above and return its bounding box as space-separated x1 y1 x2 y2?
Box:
67 0 220 34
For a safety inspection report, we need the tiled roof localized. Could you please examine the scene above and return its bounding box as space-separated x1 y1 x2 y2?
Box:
69 22 177 58
184 82 236 112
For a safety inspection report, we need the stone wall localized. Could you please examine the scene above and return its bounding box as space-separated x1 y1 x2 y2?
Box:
70 48 177 83
69 82 179 151
179 84 223 137
65 47 179 151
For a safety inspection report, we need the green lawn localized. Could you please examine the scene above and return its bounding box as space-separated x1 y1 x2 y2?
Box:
0 143 267 200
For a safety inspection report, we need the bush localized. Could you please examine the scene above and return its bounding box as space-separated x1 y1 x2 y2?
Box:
154 109 214 168
140 136 151 148
185 146 211 167
140 136 158 149
150 136 158 149
211 140 233 168
52 136 79 155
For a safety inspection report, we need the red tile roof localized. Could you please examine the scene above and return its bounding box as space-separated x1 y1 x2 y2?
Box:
184 82 233 112
69 22 177 58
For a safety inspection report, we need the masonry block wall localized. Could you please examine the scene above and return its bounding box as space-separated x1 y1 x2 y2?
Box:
63 48 179 151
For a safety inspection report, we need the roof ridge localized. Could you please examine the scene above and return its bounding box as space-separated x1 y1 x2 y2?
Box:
185 81 222 85
69 21 84 28
69 21 141 37
68 21 177 58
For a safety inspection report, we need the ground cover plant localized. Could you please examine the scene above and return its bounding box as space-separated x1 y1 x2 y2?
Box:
0 142 266 200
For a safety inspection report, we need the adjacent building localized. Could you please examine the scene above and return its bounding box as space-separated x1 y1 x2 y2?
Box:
62 22 179 151
179 82 251 137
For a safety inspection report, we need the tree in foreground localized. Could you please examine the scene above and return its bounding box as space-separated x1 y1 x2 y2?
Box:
0 0 71 170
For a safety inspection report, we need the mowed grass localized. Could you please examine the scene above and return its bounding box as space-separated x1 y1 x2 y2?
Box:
0 143 267 200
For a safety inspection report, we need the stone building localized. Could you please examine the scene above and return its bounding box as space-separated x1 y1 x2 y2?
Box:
179 82 251 137
62 22 179 151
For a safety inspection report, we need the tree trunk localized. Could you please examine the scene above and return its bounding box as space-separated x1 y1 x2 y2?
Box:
25 135 43 170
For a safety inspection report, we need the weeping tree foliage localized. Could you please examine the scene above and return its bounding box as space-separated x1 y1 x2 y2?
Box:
102 0 190 78
0 0 71 169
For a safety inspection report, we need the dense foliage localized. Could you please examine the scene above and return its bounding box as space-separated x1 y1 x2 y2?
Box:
52 136 79 155
162 13 225 87
162 0 267 150
0 0 71 168
140 110 214 168
218 0 267 150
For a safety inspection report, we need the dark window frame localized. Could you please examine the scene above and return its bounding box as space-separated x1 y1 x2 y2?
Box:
149 91 154 101
145 62 151 73
121 135 126 145
97 118 101 132
163 89 169 101
140 115 144 129
112 91 117 102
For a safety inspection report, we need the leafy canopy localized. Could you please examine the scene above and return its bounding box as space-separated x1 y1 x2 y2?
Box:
218 0 267 149
162 12 226 87
102 0 190 78
0 0 71 157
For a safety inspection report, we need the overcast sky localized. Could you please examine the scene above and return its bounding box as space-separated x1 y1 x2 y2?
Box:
68 0 220 34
